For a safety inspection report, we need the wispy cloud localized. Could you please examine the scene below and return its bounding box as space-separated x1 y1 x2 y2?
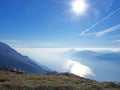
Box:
113 40 120 43
80 8 120 36
0 39 22 48
94 24 120 37
0 39 21 44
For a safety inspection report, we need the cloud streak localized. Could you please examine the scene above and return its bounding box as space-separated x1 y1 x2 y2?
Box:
113 40 120 43
94 24 120 37
80 8 120 36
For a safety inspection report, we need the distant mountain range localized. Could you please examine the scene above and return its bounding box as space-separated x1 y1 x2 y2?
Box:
68 49 120 61
0 42 53 74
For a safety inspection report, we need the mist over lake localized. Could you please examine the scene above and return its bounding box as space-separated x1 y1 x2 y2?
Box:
16 48 120 82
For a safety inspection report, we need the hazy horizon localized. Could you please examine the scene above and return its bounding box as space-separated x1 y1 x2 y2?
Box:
14 47 120 81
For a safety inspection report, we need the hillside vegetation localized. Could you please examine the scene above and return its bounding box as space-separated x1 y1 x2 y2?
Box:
0 69 120 90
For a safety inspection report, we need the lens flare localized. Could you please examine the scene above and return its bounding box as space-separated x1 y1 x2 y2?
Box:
71 0 88 16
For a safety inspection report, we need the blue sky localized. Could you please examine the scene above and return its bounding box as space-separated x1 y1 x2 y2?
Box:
0 0 120 48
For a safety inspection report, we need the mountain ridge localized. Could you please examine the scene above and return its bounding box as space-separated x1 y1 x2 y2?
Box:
0 42 52 74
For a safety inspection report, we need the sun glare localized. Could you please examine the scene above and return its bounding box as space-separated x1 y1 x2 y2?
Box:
71 0 88 16
64 59 94 77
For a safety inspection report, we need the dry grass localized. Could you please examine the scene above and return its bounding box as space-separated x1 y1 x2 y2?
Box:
0 70 120 90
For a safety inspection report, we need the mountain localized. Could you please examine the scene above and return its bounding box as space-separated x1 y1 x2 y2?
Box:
75 50 101 58
68 49 120 61
96 52 120 61
0 42 52 74
68 50 102 59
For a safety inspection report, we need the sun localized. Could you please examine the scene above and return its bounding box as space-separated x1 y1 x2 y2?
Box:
71 0 88 16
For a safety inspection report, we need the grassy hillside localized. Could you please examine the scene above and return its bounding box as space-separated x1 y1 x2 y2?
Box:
0 70 120 90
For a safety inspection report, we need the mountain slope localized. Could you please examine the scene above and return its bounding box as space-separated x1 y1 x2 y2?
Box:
0 42 51 74
0 70 120 90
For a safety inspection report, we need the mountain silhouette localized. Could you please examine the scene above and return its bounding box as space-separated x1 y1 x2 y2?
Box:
0 42 51 74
